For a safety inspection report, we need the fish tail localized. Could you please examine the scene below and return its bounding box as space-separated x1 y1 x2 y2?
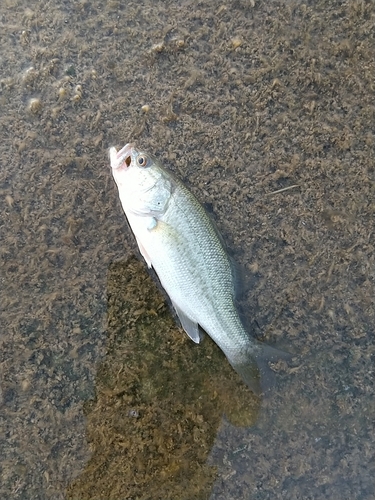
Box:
229 343 292 396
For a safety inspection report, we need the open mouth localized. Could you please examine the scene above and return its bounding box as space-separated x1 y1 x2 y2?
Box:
109 143 134 170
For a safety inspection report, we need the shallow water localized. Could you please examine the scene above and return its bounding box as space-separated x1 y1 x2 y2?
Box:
1 0 374 498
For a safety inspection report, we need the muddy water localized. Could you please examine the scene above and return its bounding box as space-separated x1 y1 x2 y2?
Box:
1 1 374 499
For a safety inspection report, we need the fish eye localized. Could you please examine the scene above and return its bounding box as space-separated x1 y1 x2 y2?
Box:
137 154 148 167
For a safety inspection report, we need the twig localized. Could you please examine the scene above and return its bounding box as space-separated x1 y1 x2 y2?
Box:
268 184 299 195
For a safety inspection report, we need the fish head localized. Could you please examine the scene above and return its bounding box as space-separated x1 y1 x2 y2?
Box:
109 143 173 217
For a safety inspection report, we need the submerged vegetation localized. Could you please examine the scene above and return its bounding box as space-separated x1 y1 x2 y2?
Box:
67 258 258 499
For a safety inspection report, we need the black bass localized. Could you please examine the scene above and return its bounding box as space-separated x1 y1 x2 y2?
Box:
109 143 287 394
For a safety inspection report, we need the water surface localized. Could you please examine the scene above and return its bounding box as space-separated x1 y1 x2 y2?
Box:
1 0 374 498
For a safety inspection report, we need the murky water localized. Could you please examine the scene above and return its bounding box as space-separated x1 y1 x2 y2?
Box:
1 0 374 499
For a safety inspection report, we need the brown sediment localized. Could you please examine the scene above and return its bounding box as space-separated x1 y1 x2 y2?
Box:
0 0 374 498
66 258 258 500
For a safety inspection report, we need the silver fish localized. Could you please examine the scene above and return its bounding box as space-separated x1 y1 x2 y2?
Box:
109 143 288 394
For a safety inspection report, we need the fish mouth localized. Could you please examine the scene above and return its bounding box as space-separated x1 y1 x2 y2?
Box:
109 143 135 170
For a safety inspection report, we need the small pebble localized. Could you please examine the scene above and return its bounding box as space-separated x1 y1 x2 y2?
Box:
22 67 38 86
230 37 243 49
5 195 14 207
72 84 83 102
58 87 67 100
27 98 42 114
151 42 164 53
128 409 139 418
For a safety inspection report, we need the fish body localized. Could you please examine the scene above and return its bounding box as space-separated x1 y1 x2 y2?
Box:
110 143 286 394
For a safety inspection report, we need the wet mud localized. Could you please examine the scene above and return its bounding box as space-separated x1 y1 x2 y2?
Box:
1 0 374 499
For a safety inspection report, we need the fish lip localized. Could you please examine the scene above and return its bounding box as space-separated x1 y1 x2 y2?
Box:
109 143 135 170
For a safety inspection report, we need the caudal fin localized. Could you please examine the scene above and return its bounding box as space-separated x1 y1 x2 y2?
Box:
229 343 292 396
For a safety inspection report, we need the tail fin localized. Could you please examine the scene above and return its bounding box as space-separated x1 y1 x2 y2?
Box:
229 343 292 396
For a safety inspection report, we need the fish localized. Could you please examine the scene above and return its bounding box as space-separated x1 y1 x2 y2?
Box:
109 143 289 395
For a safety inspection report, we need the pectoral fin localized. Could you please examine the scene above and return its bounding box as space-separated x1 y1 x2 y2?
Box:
136 237 152 268
173 303 202 344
